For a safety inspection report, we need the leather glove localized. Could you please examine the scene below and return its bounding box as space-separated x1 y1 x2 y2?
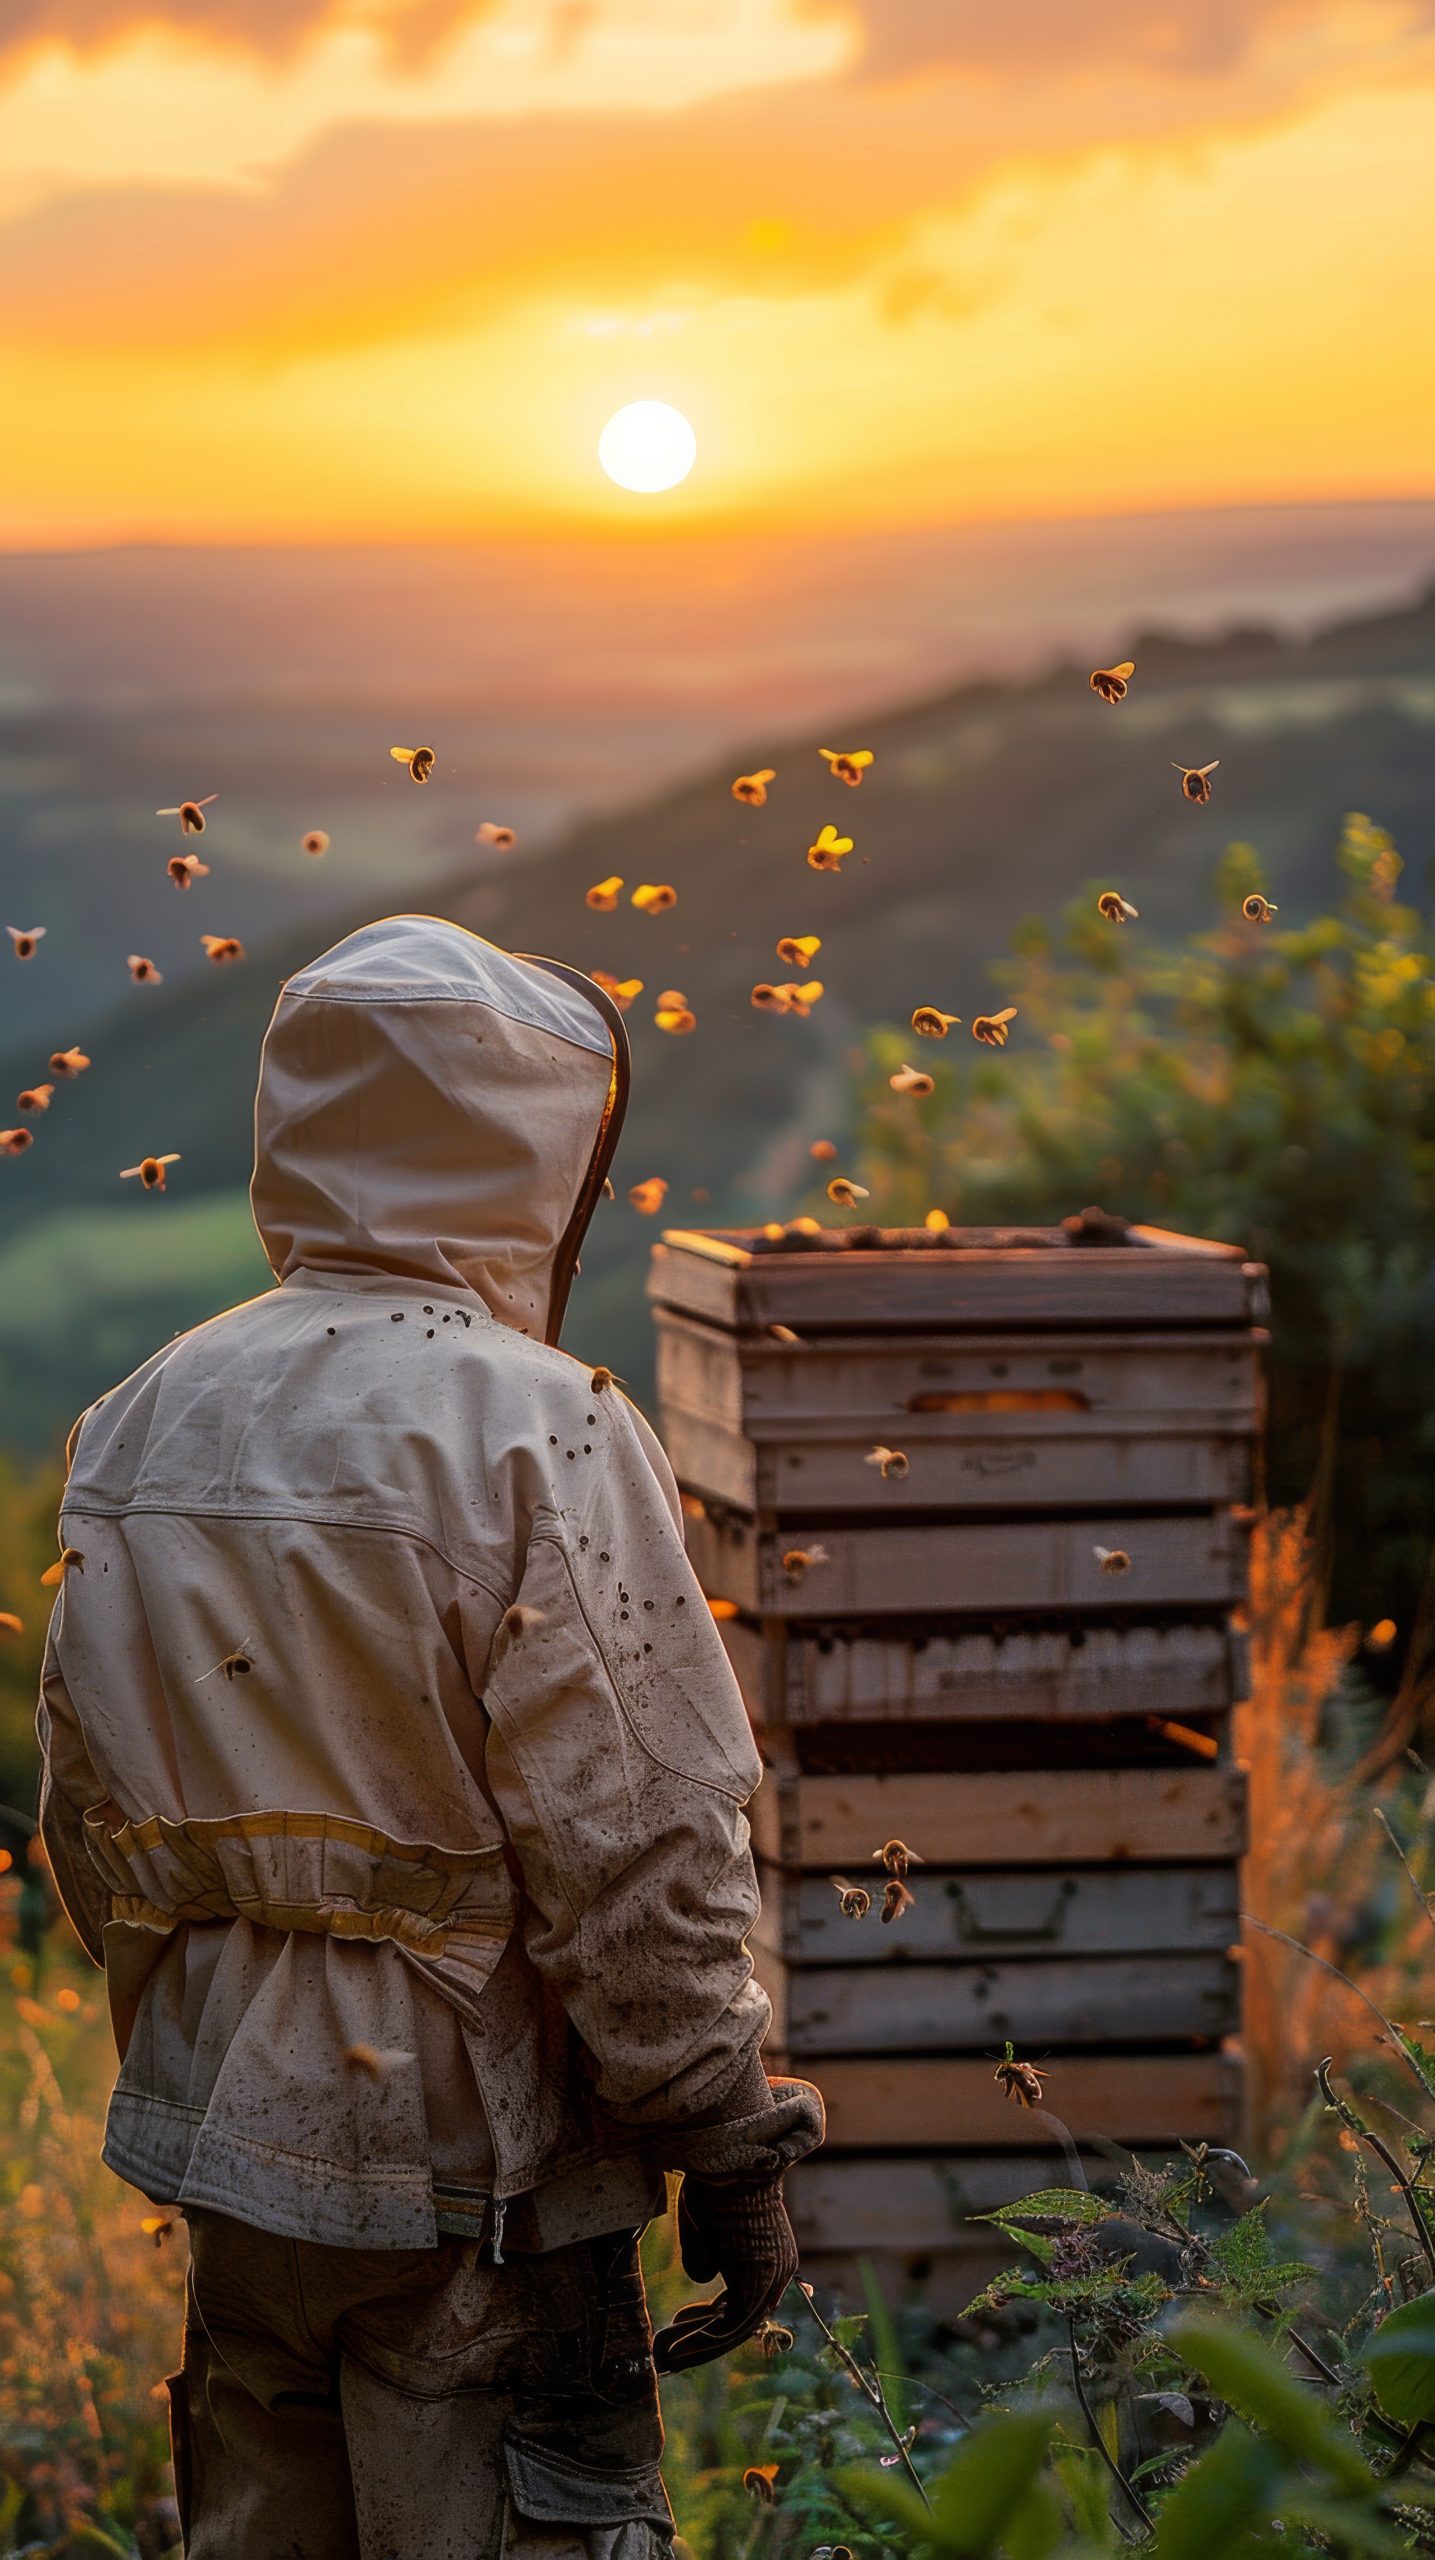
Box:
651 2174 799 2374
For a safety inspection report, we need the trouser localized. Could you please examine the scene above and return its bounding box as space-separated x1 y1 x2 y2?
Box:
167 2208 673 2560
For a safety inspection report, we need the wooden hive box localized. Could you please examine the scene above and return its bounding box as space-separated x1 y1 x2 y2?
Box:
648 1221 1264 2297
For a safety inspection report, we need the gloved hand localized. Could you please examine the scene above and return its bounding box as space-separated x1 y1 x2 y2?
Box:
651 2174 799 2373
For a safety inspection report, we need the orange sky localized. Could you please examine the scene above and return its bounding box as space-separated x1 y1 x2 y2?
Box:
1 0 1432 546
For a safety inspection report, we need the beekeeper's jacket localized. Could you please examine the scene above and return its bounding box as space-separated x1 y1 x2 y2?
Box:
37 918 819 2251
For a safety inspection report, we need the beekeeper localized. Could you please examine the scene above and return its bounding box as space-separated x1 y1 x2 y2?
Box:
36 916 823 2560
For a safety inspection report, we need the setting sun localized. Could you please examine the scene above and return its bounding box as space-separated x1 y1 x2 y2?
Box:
598 401 697 494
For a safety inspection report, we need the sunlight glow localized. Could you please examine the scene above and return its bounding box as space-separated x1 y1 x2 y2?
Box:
598 401 697 493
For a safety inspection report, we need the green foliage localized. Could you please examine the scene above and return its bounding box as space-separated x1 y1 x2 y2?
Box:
850 815 1435 1639
1362 2294 1435 2428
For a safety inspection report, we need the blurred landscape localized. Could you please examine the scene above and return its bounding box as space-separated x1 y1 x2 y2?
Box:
3 498 1435 1458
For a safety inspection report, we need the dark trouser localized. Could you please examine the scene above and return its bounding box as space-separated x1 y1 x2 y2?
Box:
168 2210 672 2560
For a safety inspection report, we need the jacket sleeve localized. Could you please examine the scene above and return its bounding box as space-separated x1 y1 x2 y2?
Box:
35 1621 111 1969
480 1388 822 2180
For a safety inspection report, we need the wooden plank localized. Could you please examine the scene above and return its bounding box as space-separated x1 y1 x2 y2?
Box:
763 1861 1240 1965
810 2050 1246 2150
748 1763 1249 1871
684 1505 1248 1618
779 1618 1249 1723
780 1950 1239 2053
663 1405 1253 1516
656 1314 1266 1433
649 1234 1268 1333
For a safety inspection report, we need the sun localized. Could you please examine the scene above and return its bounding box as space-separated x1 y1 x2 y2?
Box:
598 401 697 494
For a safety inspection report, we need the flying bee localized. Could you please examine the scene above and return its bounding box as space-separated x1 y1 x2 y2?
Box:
140 2214 175 2247
200 935 245 963
1242 894 1277 924
50 1047 90 1077
757 2318 795 2358
750 983 790 1012
601 1176 616 1200
197 1637 255 1684
776 935 821 966
742 2468 779 2505
807 824 852 872
0 1128 34 1156
911 1006 958 1038
17 1086 54 1112
972 1008 1018 1047
809 1138 837 1162
881 1877 915 1925
302 830 329 857
7 925 46 959
769 1323 801 1344
1367 1617 1397 1651
342 2042 400 2078
889 1064 934 1097
590 971 643 1012
631 883 676 914
475 821 516 848
1097 891 1139 923
500 1604 547 1638
168 853 210 889
40 1547 84 1587
925 1208 950 1231
121 1153 181 1192
0 1613 24 1635
585 876 623 911
831 1877 872 1919
654 997 696 1034
589 1365 620 1394
628 1178 668 1214
790 979 824 1009
1173 760 1219 805
732 769 775 806
782 1544 829 1578
127 955 163 983
826 1176 869 1206
1093 1545 1131 1574
994 2045 1046 2108
389 746 435 783
819 747 874 786
865 1445 909 1479
157 795 217 834
1089 661 1135 706
873 1839 923 1879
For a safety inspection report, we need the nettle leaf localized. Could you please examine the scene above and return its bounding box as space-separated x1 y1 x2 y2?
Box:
1208 2208 1274 2286
1362 2292 1435 2427
1391 2027 1435 2105
1172 2317 1372 2495
842 2413 1055 2556
1148 2421 1282 2560
978 2189 1115 2229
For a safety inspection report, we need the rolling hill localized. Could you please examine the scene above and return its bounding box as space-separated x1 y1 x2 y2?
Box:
4 575 1435 1456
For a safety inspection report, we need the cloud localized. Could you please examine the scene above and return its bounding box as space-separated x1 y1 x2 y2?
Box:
825 0 1433 81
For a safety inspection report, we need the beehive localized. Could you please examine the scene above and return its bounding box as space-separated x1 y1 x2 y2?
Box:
648 1219 1267 2302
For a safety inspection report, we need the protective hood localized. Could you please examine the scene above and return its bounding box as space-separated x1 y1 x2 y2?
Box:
250 915 628 1342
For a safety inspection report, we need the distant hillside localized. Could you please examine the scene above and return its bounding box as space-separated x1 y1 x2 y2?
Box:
4 578 1435 1453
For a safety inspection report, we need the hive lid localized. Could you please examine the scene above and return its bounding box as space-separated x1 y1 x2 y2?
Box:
646 1222 1268 1333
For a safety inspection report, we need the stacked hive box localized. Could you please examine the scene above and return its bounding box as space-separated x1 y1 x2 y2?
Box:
647 1221 1267 2303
